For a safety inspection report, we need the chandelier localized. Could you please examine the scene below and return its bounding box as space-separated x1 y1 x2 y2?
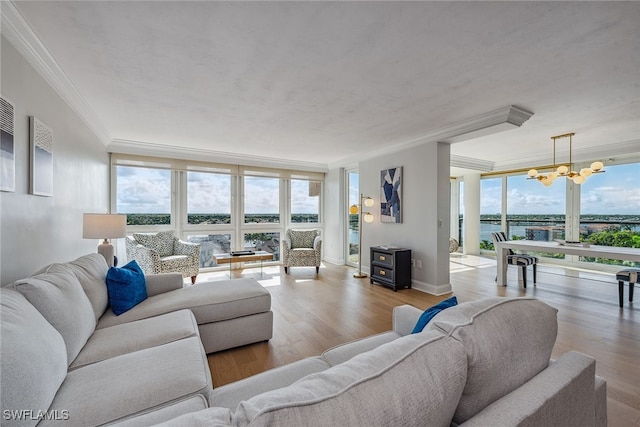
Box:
527 132 604 186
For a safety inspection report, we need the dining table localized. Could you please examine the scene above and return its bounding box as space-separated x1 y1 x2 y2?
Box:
494 239 640 286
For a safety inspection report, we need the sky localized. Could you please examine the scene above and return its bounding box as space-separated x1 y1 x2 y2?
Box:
479 163 640 215
116 166 318 214
117 162 638 217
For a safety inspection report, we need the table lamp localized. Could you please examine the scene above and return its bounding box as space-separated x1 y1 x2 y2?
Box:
82 213 127 267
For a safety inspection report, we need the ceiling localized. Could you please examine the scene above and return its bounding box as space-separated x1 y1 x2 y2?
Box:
4 1 640 175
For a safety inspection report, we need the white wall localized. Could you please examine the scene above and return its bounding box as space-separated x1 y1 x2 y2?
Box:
323 167 345 265
357 142 452 295
1 36 110 285
462 173 481 255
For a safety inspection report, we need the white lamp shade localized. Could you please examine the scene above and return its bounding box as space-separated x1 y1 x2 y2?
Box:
363 212 374 223
83 214 127 239
363 197 374 207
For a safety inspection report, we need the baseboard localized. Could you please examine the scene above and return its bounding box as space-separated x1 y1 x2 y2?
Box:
411 279 453 296
323 256 345 265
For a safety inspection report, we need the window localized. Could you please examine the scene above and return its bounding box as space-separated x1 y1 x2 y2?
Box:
185 233 232 268
187 172 231 225
347 171 359 265
244 232 280 261
291 179 320 223
244 176 280 224
506 174 566 239
480 177 502 250
116 166 172 225
113 155 324 271
453 160 639 269
506 173 566 259
579 163 640 267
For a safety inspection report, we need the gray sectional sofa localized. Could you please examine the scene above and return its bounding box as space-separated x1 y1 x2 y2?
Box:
0 253 273 426
159 297 607 427
1 252 607 426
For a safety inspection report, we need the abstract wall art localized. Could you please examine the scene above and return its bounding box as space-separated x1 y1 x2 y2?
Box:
1 96 15 192
380 166 402 223
30 116 53 197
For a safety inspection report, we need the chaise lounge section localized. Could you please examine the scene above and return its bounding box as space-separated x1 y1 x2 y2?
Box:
0 253 273 426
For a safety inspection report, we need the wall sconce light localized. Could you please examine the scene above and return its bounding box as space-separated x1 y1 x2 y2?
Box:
350 194 374 278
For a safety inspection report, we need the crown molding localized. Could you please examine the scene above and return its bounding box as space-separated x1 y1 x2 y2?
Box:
435 105 534 144
329 105 533 169
108 139 329 173
450 155 494 172
493 139 640 172
1 1 112 146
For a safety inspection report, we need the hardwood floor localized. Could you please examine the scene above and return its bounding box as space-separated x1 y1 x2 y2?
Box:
200 255 640 426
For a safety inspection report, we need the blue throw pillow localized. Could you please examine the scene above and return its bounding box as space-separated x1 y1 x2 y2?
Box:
106 260 148 316
411 296 458 334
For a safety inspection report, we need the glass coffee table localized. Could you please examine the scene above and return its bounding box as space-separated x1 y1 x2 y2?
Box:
213 251 274 278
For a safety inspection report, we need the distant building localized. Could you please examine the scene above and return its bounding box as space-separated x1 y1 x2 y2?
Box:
525 226 564 241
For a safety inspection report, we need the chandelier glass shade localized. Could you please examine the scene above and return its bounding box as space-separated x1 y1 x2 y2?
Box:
527 133 604 186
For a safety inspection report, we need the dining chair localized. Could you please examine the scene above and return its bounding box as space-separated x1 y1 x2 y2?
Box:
491 231 538 288
615 268 638 307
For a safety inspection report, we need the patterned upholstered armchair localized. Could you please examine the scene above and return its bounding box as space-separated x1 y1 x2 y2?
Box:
282 229 322 274
125 231 201 284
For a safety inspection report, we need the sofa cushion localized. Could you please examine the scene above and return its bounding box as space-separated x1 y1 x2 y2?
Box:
289 229 317 249
107 395 210 427
37 253 110 320
11 264 97 364
70 309 199 370
152 406 234 427
134 230 175 257
97 278 271 329
210 356 332 411
235 331 467 427
42 337 212 427
106 260 148 315
0 288 68 427
412 296 458 333
321 331 401 366
64 253 109 320
426 297 558 425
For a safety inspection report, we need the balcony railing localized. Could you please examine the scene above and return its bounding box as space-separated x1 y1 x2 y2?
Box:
457 217 640 268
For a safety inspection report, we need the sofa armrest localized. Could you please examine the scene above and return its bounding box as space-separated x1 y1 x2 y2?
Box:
459 351 598 427
595 375 607 427
313 236 322 250
174 239 200 257
126 237 160 274
145 273 184 297
283 236 292 250
392 304 423 336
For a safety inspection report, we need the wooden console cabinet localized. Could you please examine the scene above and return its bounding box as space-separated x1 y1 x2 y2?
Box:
370 246 412 291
